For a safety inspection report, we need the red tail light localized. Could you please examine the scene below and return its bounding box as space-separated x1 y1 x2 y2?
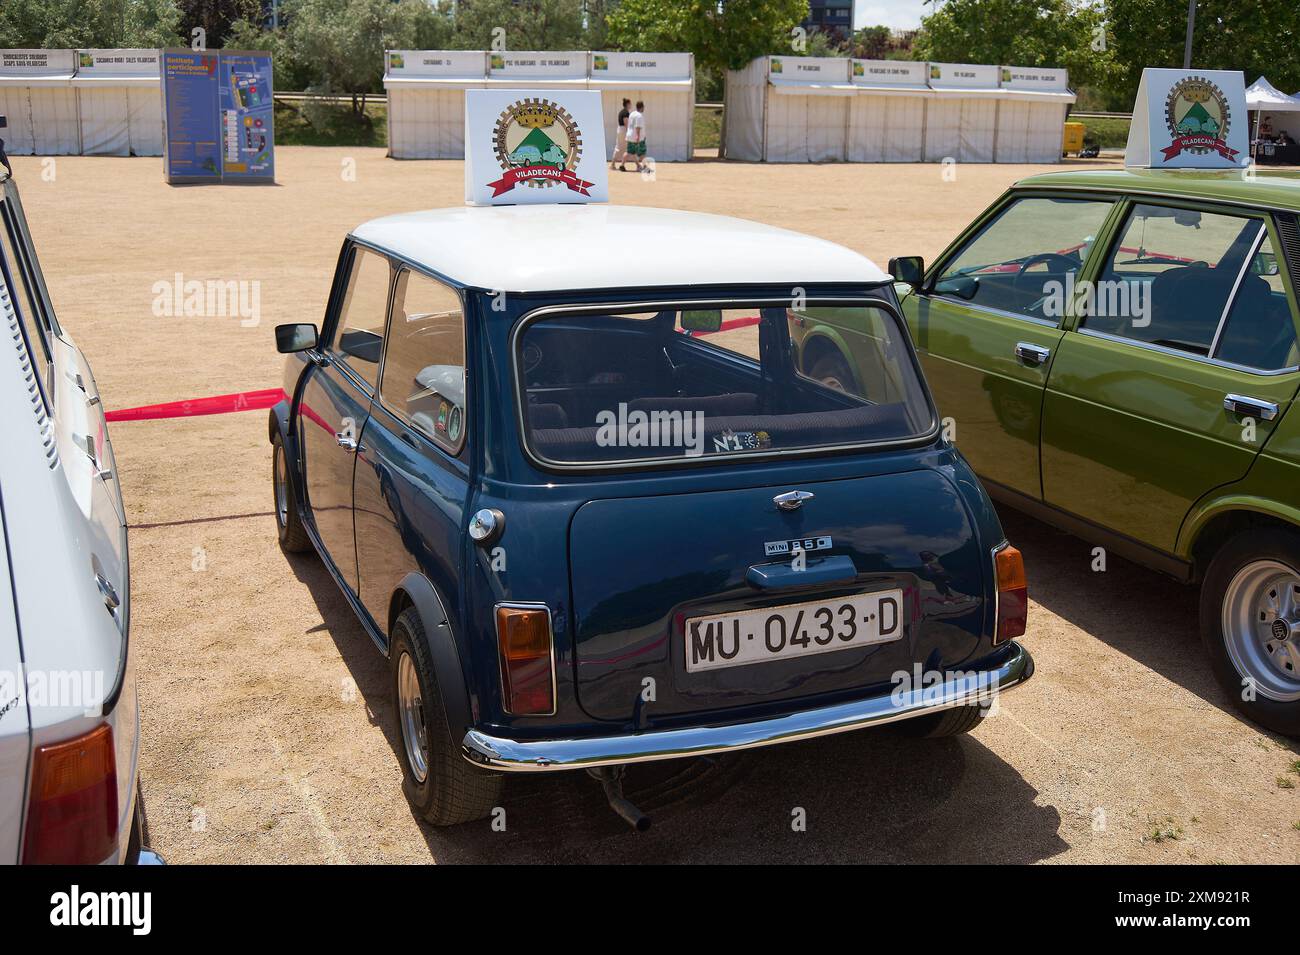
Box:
22 723 118 864
994 543 1027 643
496 605 556 715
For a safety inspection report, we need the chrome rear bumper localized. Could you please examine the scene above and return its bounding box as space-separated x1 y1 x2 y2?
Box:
462 642 1033 772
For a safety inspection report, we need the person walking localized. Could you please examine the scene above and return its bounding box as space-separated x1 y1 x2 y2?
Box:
627 101 647 173
611 98 630 171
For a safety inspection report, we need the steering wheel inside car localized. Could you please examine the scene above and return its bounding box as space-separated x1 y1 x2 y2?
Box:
1014 252 1081 317
1012 252 1080 290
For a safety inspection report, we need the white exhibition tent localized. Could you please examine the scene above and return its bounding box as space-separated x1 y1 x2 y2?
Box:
725 56 1075 163
0 48 163 156
725 56 856 162
386 50 695 161
589 51 693 162
992 66 1076 163
0 49 80 155
847 59 929 161
73 49 163 156
385 50 486 159
1245 76 1300 138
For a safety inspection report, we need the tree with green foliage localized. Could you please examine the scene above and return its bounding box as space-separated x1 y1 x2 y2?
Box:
449 0 590 51
177 0 262 49
914 0 1109 89
1103 0 1300 109
280 0 453 116
849 25 893 61
0 0 183 48
606 0 809 75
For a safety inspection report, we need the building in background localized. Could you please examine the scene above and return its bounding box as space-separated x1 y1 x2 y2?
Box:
804 0 855 41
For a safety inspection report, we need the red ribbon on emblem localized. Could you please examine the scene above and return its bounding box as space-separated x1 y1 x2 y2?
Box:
1161 135 1240 162
487 165 594 197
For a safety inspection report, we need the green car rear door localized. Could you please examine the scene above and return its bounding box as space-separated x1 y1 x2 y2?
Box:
903 194 1117 499
1041 198 1300 553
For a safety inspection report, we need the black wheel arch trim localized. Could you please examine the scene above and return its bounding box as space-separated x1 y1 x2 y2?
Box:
393 572 474 743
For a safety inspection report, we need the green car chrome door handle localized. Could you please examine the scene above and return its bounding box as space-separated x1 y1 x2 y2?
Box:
1224 394 1279 421
1014 342 1051 366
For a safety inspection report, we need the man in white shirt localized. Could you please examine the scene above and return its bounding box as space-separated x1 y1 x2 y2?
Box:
626 101 647 173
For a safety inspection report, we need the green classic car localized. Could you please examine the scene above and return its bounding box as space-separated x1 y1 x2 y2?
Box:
790 168 1300 736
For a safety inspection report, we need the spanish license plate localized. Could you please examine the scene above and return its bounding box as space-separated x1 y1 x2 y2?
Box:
684 589 904 673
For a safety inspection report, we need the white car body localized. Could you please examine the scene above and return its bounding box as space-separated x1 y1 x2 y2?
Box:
0 175 149 864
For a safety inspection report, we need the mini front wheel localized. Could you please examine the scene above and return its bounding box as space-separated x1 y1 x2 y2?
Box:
272 433 311 553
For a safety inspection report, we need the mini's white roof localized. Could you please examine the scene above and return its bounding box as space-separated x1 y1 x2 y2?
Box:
350 205 889 291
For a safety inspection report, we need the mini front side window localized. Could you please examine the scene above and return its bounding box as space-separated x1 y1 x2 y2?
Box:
333 246 391 388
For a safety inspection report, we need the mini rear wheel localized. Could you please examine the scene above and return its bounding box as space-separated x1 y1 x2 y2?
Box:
892 705 987 738
391 608 503 825
272 433 311 553
1201 528 1300 736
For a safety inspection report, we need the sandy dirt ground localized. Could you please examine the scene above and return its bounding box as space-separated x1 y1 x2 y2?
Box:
9 149 1300 864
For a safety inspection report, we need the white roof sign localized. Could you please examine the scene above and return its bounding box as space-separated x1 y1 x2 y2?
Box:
464 89 608 206
1125 68 1249 169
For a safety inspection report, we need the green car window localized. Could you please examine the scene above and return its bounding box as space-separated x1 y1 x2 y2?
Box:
1214 234 1299 371
1086 203 1263 358
935 196 1113 322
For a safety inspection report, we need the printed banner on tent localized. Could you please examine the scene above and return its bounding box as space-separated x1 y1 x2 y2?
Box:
928 63 1000 89
769 56 849 82
851 59 928 87
999 66 1069 92
488 52 586 80
590 51 691 81
387 50 485 79
0 49 76 77
464 89 607 205
162 49 274 183
1125 68 1248 168
76 50 160 77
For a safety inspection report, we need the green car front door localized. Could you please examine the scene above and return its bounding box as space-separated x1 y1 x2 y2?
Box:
903 194 1118 499
1041 199 1300 554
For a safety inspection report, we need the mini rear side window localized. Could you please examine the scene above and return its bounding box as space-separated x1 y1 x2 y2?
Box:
517 302 934 466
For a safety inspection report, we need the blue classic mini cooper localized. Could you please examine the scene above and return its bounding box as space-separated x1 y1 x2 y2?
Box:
269 205 1033 828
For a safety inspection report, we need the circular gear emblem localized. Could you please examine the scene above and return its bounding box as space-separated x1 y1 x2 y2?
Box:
1162 76 1236 161
488 97 590 194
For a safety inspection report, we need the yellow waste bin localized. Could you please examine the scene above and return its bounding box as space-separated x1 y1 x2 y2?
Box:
1062 122 1085 154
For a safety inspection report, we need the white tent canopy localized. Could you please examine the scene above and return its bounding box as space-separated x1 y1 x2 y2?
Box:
1246 77 1300 111
724 56 1074 163
72 49 163 156
0 49 80 155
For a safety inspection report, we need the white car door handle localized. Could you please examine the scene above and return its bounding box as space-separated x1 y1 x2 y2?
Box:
336 434 361 452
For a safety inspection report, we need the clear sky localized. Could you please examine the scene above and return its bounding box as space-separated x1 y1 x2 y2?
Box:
854 0 932 31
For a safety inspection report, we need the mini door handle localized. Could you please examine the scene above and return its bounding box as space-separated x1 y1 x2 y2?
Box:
336 434 361 452
1224 394 1279 421
1015 342 1051 366
95 573 120 612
